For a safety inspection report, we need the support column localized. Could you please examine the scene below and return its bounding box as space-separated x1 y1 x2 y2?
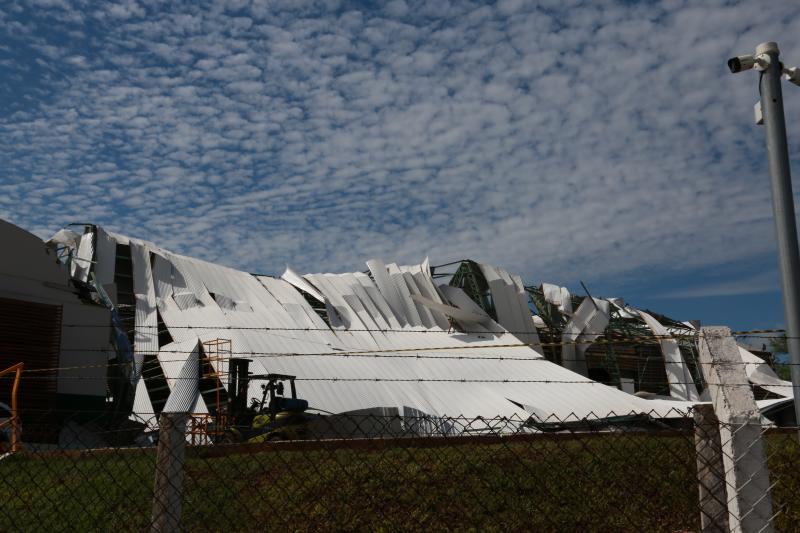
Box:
698 326 774 533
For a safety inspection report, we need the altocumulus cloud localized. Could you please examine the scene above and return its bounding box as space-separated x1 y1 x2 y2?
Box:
0 0 799 286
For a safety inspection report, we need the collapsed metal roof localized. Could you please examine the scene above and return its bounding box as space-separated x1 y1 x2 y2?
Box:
49 224 792 426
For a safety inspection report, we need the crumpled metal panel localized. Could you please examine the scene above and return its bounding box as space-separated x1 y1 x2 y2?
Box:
366 259 408 327
737 346 792 397
354 272 404 330
386 263 423 328
400 261 451 330
478 264 541 349
71 232 94 282
410 293 491 325
542 283 573 316
131 241 158 379
639 310 700 402
561 298 611 377
161 340 200 414
94 227 117 286
48 228 80 249
280 265 325 303
110 230 705 422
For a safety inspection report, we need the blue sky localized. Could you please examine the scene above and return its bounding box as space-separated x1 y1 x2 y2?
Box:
1 0 800 331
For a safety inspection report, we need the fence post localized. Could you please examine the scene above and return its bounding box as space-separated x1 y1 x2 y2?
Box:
693 403 729 532
150 413 188 533
698 326 774 533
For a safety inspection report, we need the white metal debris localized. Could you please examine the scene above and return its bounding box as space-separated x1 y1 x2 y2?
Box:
45 225 794 427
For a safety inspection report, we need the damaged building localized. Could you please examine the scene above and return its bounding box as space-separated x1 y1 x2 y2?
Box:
0 220 114 443
1 219 794 445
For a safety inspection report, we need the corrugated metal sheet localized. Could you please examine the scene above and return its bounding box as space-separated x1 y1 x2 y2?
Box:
561 298 611 377
477 263 541 348
39 226 795 429
161 339 200 413
71 232 94 282
94 227 117 286
93 234 697 423
738 346 793 397
639 311 700 401
280 266 325 302
131 242 158 379
366 259 408 326
70 227 796 427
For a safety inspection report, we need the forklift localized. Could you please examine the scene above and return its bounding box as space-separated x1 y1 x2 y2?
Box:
223 358 315 443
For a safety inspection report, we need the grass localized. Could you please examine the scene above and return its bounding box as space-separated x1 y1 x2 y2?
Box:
1 432 798 532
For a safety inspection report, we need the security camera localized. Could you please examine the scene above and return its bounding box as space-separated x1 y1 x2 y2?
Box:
784 66 800 87
728 54 756 73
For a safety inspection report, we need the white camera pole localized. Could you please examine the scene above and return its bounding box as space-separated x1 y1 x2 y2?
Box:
730 41 800 421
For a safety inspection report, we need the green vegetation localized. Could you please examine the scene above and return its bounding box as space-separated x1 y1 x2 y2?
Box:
769 335 793 380
1 433 798 532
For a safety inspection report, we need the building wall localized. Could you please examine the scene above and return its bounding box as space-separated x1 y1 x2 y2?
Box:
0 220 111 438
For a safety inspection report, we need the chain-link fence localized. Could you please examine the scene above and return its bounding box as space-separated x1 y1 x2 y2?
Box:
1 408 799 532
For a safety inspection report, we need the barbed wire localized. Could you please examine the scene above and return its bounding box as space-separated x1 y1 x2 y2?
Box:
2 373 794 387
2 333 794 375
23 333 684 361
6 352 796 378
56 322 790 338
61 322 703 337
5 316 795 380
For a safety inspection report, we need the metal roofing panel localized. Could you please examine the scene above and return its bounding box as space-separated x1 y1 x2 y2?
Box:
71 232 94 282
131 378 156 427
305 274 375 350
339 273 390 331
48 228 80 249
561 298 610 377
386 263 423 327
161 340 201 413
508 272 541 344
737 346 792 397
406 266 451 329
437 285 500 334
366 259 407 326
280 266 325 303
399 271 436 329
131 241 158 379
256 276 333 336
95 230 710 423
410 294 491 325
354 272 404 330
542 283 573 316
94 227 116 286
328 274 399 349
639 311 700 402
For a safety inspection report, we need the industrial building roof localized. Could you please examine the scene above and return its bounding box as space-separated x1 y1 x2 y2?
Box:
18 222 783 431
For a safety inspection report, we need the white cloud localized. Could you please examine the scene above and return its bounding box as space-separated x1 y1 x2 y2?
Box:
0 0 798 293
385 1 410 18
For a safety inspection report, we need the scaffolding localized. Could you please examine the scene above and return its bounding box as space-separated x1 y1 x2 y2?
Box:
186 339 233 445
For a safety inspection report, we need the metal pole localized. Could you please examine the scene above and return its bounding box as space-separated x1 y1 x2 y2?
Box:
757 41 800 422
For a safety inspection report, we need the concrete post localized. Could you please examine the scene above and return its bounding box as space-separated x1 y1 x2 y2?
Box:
693 403 729 532
698 326 774 533
150 413 188 533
